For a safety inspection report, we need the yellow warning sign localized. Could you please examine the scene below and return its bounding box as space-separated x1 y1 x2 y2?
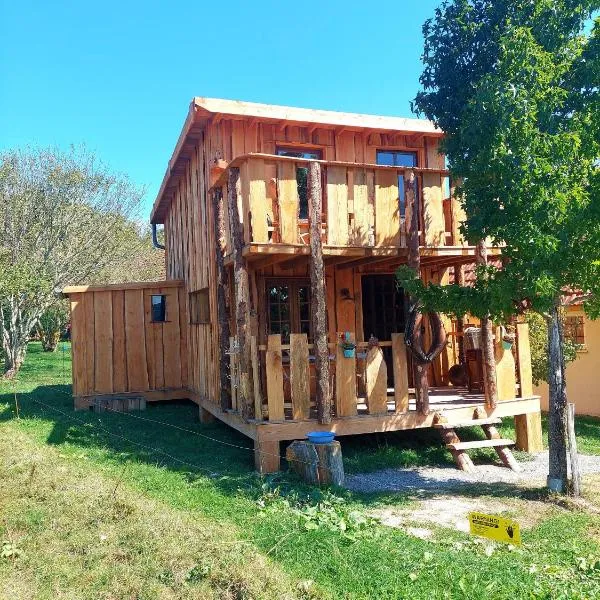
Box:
468 512 521 545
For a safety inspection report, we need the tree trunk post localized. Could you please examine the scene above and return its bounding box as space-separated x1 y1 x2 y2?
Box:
547 303 568 493
213 188 232 411
405 170 429 415
227 168 254 420
475 239 498 408
567 402 581 496
308 162 332 424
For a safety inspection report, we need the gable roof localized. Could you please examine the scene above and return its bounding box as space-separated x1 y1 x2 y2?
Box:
151 97 441 224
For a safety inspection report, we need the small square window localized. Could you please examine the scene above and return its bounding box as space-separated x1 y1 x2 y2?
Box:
151 295 166 322
190 289 211 324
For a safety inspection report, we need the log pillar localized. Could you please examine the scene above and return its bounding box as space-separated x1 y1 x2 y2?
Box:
227 167 254 420
213 188 232 411
199 407 215 424
308 162 332 424
254 436 280 474
476 239 498 408
515 412 544 453
405 169 429 415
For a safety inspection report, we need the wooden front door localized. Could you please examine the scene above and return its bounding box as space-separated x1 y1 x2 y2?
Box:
361 274 405 385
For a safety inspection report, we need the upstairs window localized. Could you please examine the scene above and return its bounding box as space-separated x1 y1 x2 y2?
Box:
376 150 418 220
151 295 166 322
276 147 323 219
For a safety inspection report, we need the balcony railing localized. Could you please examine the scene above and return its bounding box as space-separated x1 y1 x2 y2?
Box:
210 153 461 255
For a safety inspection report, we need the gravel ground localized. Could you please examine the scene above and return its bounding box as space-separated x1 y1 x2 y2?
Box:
346 451 600 494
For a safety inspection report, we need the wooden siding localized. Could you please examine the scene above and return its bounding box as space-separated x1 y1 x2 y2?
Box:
69 284 188 397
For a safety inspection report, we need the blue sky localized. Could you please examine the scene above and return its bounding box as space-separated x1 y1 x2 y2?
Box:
0 0 442 217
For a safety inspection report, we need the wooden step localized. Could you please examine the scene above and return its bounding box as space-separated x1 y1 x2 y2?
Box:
434 418 502 430
447 438 515 451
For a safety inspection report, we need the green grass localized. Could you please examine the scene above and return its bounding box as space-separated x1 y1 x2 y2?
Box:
1 343 600 599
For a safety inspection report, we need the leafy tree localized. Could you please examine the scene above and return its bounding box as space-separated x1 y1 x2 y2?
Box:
0 146 156 377
526 311 577 386
399 1 599 492
36 301 70 352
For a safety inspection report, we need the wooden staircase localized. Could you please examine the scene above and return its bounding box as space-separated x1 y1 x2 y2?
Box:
433 415 520 473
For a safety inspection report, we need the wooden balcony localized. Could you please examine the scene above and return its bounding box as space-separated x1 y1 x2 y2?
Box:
211 154 469 264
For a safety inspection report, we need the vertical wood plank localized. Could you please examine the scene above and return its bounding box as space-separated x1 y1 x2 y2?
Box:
365 345 388 415
112 290 127 393
82 292 95 396
94 290 113 394
277 161 299 243
250 335 263 420
335 332 357 417
125 289 149 392
516 322 533 397
178 287 189 388
326 165 349 245
243 158 269 243
495 326 517 401
290 333 310 420
375 169 400 246
163 288 182 389
266 334 285 421
392 333 409 412
229 336 238 411
69 293 84 397
351 168 370 246
422 172 445 246
143 289 157 389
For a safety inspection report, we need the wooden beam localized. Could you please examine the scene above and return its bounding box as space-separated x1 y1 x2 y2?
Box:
227 168 254 419
309 161 332 424
213 189 232 411
405 170 430 416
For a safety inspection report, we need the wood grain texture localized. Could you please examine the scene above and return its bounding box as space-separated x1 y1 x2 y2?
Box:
125 289 149 392
422 172 445 246
326 166 349 245
93 291 113 394
266 335 285 421
392 333 409 412
289 333 310 420
163 288 182 389
516 322 533 397
277 161 299 244
335 332 357 417
112 290 127 392
375 169 400 246
365 346 388 415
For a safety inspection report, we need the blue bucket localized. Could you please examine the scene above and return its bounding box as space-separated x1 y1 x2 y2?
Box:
307 431 335 444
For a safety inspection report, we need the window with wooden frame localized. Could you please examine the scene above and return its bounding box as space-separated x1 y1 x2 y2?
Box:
189 288 211 324
276 147 323 219
564 315 585 348
151 295 167 322
266 279 312 344
376 150 418 220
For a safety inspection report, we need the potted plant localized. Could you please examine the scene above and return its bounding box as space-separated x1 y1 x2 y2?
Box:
340 332 356 358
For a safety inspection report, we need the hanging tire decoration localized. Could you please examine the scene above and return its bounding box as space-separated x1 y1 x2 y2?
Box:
404 305 447 364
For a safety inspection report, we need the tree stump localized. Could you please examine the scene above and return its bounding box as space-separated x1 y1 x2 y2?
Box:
286 440 345 487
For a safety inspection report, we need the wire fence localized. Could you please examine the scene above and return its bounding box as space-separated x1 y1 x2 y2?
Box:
6 342 342 479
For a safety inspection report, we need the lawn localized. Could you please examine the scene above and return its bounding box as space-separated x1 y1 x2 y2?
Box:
1 343 600 599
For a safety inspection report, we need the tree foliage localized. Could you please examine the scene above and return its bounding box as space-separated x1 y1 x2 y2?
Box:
0 146 162 376
399 1 600 320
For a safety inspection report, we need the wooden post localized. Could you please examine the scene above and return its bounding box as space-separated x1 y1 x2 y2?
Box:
515 412 544 453
227 167 254 419
254 436 280 474
567 403 581 496
476 239 498 409
405 170 429 415
213 189 232 411
308 162 332 424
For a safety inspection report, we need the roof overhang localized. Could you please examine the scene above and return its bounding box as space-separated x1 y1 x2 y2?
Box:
150 97 442 224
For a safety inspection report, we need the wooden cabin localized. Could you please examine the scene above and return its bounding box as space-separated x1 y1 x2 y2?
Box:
64 97 543 473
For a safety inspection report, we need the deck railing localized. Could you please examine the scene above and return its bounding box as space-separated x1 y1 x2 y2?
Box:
232 332 410 422
212 154 459 254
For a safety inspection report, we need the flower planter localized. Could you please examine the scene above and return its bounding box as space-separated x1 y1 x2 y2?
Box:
343 348 355 358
